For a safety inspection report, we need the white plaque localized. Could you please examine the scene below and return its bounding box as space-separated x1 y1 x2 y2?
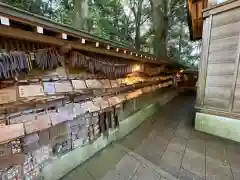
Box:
37 26 43 34
62 33 67 39
19 85 44 98
0 16 10 26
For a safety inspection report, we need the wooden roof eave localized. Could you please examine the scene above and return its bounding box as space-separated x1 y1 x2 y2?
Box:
203 0 240 18
0 2 175 66
187 0 207 41
0 25 157 64
0 2 129 49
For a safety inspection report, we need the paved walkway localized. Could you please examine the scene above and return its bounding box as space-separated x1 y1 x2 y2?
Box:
61 95 240 180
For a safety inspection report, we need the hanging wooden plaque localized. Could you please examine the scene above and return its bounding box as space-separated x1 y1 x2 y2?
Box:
56 104 74 123
93 97 110 110
50 123 69 140
32 145 52 165
0 124 24 144
110 80 119 88
92 97 103 107
117 94 126 103
24 114 51 134
43 82 56 94
0 154 25 169
19 85 44 98
108 96 121 106
49 112 61 126
72 80 87 90
39 130 50 146
85 80 103 89
0 86 17 104
116 78 125 86
73 103 86 116
22 113 35 123
83 101 101 113
8 113 22 124
23 133 39 146
126 89 143 100
55 81 73 93
0 143 11 157
101 97 110 110
101 79 111 89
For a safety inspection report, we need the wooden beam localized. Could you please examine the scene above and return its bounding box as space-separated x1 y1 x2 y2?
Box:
0 2 168 64
0 2 129 49
196 15 212 106
196 105 240 120
203 0 240 17
0 25 166 65
228 34 240 112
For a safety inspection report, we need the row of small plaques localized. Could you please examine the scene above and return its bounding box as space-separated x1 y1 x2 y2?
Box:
0 81 173 145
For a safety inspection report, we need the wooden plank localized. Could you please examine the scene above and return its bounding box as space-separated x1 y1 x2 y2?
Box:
208 49 237 63
204 97 229 110
197 1 203 19
233 87 240 99
192 3 197 20
212 8 240 27
205 87 231 100
203 0 240 18
235 76 240 86
232 101 240 113
197 15 213 106
211 21 240 40
209 36 238 53
207 63 235 75
206 75 233 87
229 35 240 112
197 105 240 119
0 25 163 65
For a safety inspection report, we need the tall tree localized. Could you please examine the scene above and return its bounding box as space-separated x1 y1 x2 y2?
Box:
1 0 200 68
72 0 88 30
149 0 168 57
128 0 150 50
90 0 133 45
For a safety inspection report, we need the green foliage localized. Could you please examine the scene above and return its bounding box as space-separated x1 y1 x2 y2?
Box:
1 0 200 68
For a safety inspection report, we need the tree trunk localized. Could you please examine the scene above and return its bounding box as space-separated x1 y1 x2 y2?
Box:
134 0 144 50
150 0 168 57
135 18 141 50
72 0 88 30
178 21 184 60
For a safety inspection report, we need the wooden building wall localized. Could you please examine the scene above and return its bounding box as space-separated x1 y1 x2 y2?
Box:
197 0 240 116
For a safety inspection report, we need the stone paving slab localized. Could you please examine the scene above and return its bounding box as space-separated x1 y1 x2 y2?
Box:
62 96 240 180
113 143 177 180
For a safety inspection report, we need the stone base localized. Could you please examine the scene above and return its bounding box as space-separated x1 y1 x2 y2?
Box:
195 112 240 142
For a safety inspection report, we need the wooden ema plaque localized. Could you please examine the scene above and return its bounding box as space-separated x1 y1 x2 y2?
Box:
85 80 103 89
72 80 87 89
54 81 73 93
108 96 121 106
24 113 51 134
92 97 110 110
101 79 111 88
0 123 24 144
19 85 44 98
0 86 17 104
0 153 25 169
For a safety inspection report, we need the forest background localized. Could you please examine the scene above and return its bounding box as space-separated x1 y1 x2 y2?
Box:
1 0 200 68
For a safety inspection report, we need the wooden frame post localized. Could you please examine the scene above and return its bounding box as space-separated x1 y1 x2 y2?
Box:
196 15 212 106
